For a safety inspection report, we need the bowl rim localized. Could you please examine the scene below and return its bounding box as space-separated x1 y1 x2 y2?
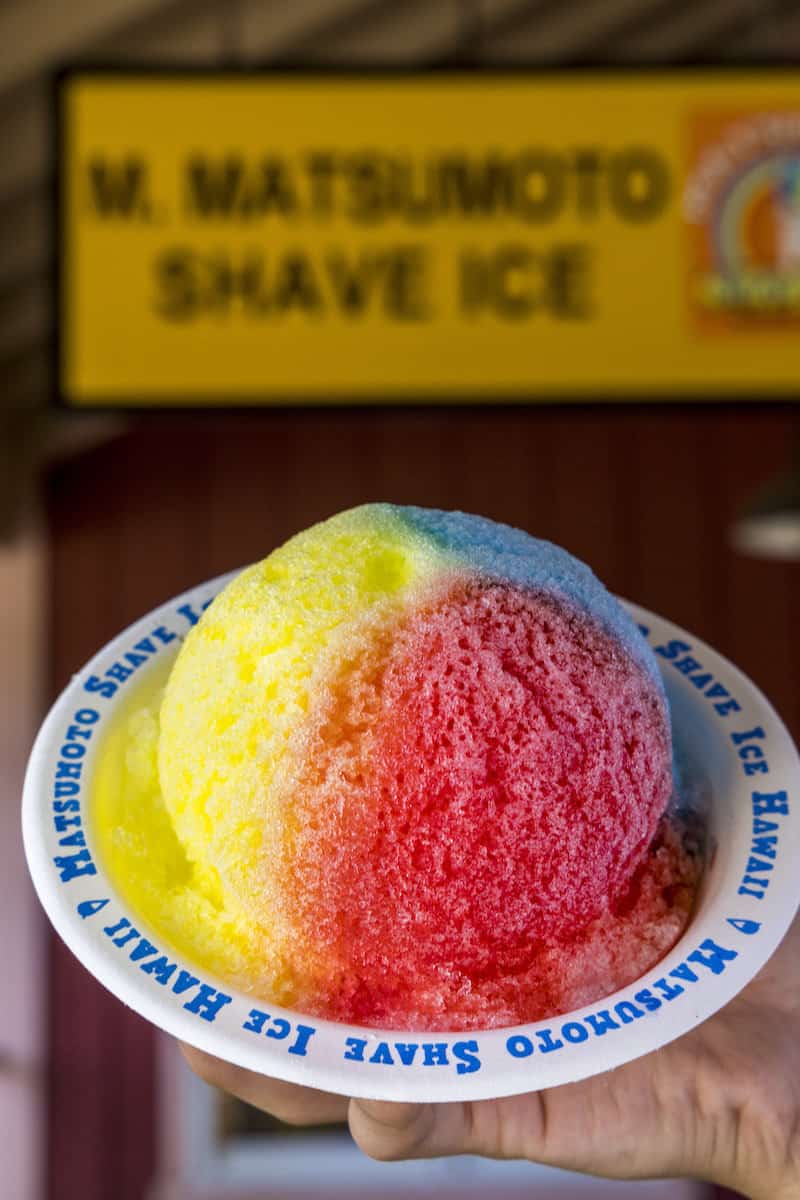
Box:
21 573 800 1102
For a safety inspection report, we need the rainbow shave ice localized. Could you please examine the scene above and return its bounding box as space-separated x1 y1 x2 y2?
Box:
95 505 701 1030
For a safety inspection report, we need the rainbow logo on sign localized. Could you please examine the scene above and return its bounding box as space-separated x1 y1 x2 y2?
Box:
686 111 800 325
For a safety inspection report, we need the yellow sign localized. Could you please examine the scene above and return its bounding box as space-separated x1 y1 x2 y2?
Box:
58 70 800 404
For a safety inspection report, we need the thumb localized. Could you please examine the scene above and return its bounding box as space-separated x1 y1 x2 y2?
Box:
348 1099 473 1161
348 1094 550 1161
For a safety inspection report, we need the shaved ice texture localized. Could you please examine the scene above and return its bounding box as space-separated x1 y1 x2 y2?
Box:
98 504 702 1031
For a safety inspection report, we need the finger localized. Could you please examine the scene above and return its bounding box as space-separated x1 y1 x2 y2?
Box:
179 1043 349 1126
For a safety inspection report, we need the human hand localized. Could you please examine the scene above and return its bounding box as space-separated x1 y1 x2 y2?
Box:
181 916 800 1200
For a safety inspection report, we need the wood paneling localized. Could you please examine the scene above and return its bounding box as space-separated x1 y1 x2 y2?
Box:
0 189 48 293
0 83 49 202
476 0 665 59
264 0 462 63
240 0 420 60
605 0 774 59
0 0 172 92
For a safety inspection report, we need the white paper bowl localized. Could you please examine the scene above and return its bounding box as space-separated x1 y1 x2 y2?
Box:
22 574 800 1102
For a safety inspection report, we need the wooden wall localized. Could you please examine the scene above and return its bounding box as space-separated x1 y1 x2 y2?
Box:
47 403 799 1200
